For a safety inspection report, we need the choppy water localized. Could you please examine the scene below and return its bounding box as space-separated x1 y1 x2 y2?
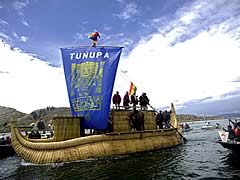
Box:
1 119 240 180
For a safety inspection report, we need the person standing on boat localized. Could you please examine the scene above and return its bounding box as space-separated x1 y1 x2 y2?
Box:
112 91 121 109
163 110 170 128
130 94 138 110
139 93 149 110
128 109 145 131
156 110 163 129
223 125 235 140
128 109 138 131
138 110 145 131
123 91 130 109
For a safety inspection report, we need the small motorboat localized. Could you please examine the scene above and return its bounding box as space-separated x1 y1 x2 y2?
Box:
181 123 193 132
218 130 240 152
218 140 240 152
201 122 221 130
218 119 240 153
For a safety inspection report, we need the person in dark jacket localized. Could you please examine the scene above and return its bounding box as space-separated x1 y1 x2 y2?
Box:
156 110 163 129
112 91 121 109
130 95 138 109
139 93 149 110
128 109 138 131
163 110 170 128
223 125 235 140
138 110 145 131
123 91 130 109
128 109 145 131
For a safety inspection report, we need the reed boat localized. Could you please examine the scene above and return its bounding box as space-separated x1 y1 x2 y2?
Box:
11 104 182 164
10 46 183 164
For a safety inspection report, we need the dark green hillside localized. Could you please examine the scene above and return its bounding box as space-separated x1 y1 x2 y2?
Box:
0 106 26 132
0 106 71 132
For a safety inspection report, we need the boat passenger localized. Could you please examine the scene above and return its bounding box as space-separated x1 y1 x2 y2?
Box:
28 130 41 139
130 94 138 109
37 119 46 130
6 136 11 144
123 91 130 109
138 110 145 131
185 123 190 129
156 110 163 129
223 125 235 140
128 109 138 131
0 136 6 145
205 121 210 126
233 123 240 141
163 110 170 128
139 93 149 110
112 91 121 109
106 116 113 133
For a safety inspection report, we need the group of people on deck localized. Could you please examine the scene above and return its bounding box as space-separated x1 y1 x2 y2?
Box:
0 134 11 145
156 110 171 129
112 91 149 110
112 90 173 131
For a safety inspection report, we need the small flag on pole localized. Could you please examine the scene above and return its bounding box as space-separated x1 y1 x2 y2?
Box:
129 82 137 95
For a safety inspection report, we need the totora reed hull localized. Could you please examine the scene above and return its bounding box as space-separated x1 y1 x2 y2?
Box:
11 104 183 164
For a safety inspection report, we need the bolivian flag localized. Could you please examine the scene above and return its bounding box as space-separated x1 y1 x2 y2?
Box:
129 82 137 95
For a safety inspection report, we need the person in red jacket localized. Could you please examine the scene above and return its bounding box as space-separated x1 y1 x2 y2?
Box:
112 91 121 109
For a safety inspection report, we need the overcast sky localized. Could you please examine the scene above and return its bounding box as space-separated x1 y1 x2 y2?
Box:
0 0 240 114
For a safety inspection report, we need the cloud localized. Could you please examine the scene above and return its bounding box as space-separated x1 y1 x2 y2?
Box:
12 32 28 42
148 0 240 46
114 2 139 20
0 19 8 25
12 1 30 26
0 33 11 41
0 41 69 113
0 70 9 74
12 1 27 16
114 0 240 111
73 33 84 42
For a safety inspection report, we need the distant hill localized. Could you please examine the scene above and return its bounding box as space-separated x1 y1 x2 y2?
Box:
0 106 71 133
0 106 26 132
177 114 224 122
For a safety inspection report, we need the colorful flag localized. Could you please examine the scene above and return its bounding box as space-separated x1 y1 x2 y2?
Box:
129 82 137 96
61 46 123 129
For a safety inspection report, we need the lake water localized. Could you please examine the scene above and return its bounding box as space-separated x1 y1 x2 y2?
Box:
1 119 240 180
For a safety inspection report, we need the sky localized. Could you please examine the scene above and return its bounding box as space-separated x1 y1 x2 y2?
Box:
0 0 240 114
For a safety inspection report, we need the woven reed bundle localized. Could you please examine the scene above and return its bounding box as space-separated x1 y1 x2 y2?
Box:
11 124 181 164
53 117 80 141
29 138 54 143
170 103 178 128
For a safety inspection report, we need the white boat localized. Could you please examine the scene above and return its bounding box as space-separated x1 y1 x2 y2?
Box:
201 122 221 130
181 123 193 132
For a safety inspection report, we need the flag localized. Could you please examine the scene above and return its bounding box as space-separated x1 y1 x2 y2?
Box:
61 46 123 129
129 82 137 96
